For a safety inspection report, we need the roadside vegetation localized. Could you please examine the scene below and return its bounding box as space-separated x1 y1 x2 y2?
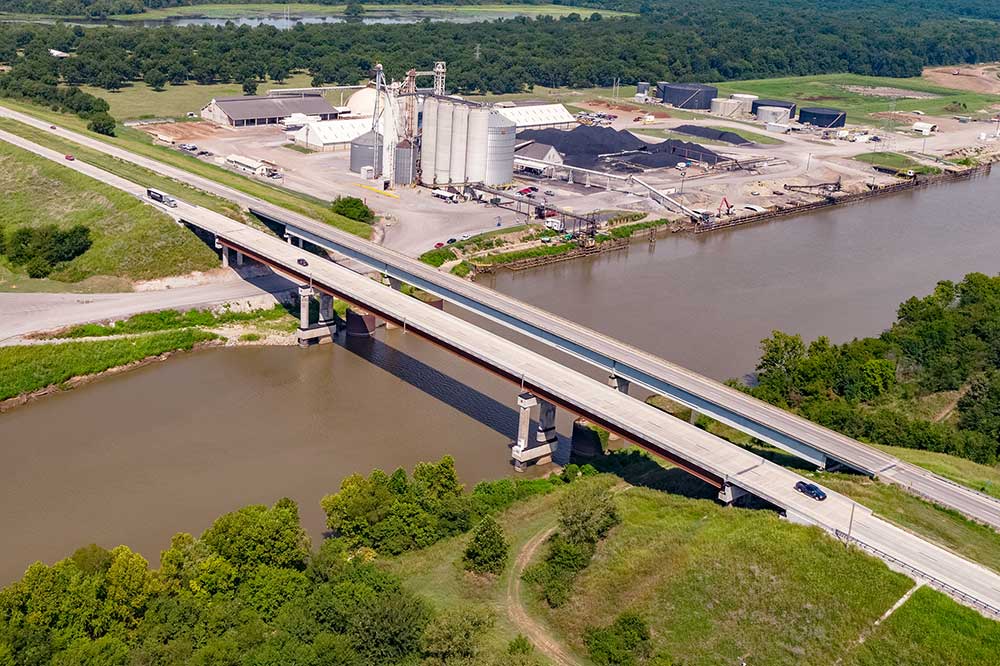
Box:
854 151 941 175
37 305 296 339
0 141 219 290
0 329 217 401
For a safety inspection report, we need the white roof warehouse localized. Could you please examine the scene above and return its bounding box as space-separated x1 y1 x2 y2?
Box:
201 94 340 128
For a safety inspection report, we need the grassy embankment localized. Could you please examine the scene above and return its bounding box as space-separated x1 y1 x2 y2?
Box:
0 141 219 292
646 395 1000 575
386 470 999 665
0 330 218 401
0 99 372 238
715 73 1000 124
38 305 298 339
854 151 941 174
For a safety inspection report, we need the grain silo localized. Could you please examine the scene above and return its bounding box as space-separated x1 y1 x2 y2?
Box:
420 96 438 185
636 81 651 95
349 130 382 173
756 105 791 124
659 83 717 109
466 107 489 184
710 97 741 117
799 107 846 128
485 111 515 186
449 103 469 184
394 139 416 185
751 98 796 117
730 93 758 115
434 100 453 184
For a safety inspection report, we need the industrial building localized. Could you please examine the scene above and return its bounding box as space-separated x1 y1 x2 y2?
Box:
201 94 340 128
494 101 576 130
751 98 797 117
225 154 277 177
420 96 516 187
657 83 718 109
291 118 380 151
799 107 847 128
514 141 563 176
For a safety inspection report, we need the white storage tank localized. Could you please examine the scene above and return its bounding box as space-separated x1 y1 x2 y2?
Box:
435 100 453 184
484 111 515 186
710 98 741 117
756 105 791 124
450 103 469 184
466 107 489 183
731 93 759 115
420 96 438 185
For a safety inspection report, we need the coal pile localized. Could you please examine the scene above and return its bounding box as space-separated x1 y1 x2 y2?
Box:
673 125 751 146
517 125 723 171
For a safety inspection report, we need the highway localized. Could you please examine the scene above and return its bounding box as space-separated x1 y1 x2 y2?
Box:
4 126 1000 619
2 104 997 531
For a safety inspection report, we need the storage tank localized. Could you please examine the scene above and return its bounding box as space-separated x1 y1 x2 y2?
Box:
420 96 438 185
756 105 791 124
751 98 796 117
659 83 717 109
799 107 846 128
349 130 382 174
730 93 758 115
394 139 416 185
484 111 515 186
449 103 469 184
435 100 453 184
636 81 651 95
710 98 741 117
466 107 489 183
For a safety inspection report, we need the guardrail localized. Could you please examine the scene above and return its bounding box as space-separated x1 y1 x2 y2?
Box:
835 529 1000 619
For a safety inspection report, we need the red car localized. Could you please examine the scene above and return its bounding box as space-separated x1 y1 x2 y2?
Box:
434 242 445 249
64 154 75 161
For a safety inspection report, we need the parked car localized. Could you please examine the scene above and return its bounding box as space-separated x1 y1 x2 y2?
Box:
64 154 75 161
446 238 457 244
434 242 445 249
49 125 57 129
460 233 471 241
544 190 555 196
527 186 539 192
794 481 827 501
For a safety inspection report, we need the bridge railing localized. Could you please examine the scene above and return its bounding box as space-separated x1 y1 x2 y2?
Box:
835 529 1000 619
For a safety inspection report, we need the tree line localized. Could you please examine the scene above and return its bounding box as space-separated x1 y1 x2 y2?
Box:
3 2 1000 98
741 273 1000 466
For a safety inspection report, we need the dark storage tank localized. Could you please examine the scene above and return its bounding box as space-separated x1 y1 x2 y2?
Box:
350 130 382 173
751 99 797 117
799 107 846 128
659 83 718 110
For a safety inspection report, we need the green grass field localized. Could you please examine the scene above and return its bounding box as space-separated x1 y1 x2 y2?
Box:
0 100 372 238
854 151 940 174
714 73 1000 124
871 444 1000 500
0 141 220 289
0 330 217 401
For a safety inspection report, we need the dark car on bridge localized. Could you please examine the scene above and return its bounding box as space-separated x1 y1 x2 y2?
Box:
794 481 827 501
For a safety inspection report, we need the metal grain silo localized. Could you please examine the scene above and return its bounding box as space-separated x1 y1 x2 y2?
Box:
434 100 453 184
466 107 489 183
394 139 416 185
450 103 469 184
799 107 846 128
756 105 791 124
420 96 438 185
349 130 381 173
484 111 515 186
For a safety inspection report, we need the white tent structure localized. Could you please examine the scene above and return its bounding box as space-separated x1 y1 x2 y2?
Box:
291 118 383 151
494 103 575 130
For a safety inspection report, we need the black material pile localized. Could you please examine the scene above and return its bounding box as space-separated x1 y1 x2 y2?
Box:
672 125 751 146
517 125 723 170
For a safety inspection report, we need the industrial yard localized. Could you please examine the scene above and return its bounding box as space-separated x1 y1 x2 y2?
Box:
115 64 1000 268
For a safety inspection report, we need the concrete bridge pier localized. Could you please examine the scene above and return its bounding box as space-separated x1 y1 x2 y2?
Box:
570 418 604 459
608 374 630 395
297 285 314 347
689 408 700 425
235 250 244 267
718 481 749 506
318 293 335 326
512 392 555 471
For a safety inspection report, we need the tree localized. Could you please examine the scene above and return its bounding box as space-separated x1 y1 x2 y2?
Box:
959 371 1000 445
144 69 167 91
87 112 116 136
584 612 651 666
344 2 364 19
420 608 494 665
201 499 310 572
331 196 374 224
242 78 258 96
463 516 508 575
348 589 430 665
558 480 620 546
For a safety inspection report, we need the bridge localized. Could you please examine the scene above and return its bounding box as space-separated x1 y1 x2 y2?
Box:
3 105 997 534
4 122 1000 619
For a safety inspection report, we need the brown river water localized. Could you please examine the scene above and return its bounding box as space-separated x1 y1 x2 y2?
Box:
2 171 999 583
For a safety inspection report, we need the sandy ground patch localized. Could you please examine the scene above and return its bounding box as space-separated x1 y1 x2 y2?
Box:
139 121 229 142
842 85 939 99
923 65 1000 94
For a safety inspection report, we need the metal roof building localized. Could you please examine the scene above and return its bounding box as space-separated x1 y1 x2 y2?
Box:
495 102 575 130
291 118 381 151
201 94 340 128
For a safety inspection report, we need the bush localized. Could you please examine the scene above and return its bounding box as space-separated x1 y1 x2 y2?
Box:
558 480 621 546
3 224 92 276
584 612 652 666
463 515 509 575
331 196 375 224
86 112 116 136
419 247 457 267
420 608 494 665
24 255 53 278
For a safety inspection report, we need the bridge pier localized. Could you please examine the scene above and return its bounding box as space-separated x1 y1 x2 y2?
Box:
297 285 313 347
608 374 630 395
345 308 376 337
718 482 749 506
318 293 335 325
689 408 700 425
236 250 244 267
512 392 555 471
570 418 604 459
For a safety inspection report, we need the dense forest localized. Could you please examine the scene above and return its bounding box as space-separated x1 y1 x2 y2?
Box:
3 1 1000 101
741 273 1000 465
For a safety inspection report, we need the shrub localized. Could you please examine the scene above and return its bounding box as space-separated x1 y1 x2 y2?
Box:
463 515 509 575
25 255 53 278
419 247 457 267
86 112 116 136
584 612 652 666
331 196 375 224
4 224 92 276
420 608 494 665
558 480 621 546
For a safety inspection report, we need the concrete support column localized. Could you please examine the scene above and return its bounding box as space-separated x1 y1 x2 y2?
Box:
220 246 229 268
512 392 537 471
388 276 404 291
689 408 700 425
318 293 334 324
236 251 244 267
536 399 558 448
718 482 749 506
567 170 574 184
608 374 630 395
286 235 293 245
605 176 611 191
570 418 604 459
298 285 313 347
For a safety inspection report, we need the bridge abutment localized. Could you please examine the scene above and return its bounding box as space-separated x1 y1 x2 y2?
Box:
570 418 604 459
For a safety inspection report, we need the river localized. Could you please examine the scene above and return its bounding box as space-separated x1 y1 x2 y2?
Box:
1 171 999 583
